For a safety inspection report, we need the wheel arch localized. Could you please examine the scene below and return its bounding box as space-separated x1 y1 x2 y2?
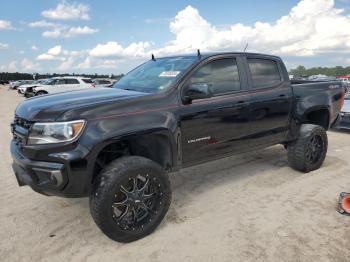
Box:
300 106 330 130
90 129 178 184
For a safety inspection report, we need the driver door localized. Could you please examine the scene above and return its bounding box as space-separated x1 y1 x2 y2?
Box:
179 56 252 166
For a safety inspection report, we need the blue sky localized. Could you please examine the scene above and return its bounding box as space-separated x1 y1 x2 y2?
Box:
0 0 349 74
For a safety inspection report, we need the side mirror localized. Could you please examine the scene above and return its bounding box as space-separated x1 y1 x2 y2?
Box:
184 83 212 100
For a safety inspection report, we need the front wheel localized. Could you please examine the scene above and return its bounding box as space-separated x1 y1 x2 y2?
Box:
287 124 328 172
90 156 172 242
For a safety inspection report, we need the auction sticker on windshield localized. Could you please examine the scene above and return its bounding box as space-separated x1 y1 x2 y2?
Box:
159 71 180 77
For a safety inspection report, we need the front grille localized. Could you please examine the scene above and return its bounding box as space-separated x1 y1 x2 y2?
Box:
12 116 32 147
13 116 32 129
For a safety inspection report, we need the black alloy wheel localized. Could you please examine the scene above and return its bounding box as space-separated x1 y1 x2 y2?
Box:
90 156 172 242
111 175 164 231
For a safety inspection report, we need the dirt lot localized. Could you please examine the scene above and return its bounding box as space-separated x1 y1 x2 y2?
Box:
1 86 350 262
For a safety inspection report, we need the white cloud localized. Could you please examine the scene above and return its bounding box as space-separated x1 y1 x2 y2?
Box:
0 61 18 72
0 43 9 49
8 61 18 71
10 0 350 73
48 45 62 56
37 45 65 61
89 41 150 58
66 26 98 37
32 45 39 51
42 29 62 38
58 57 75 71
154 1 350 56
89 42 123 57
28 20 57 28
42 25 98 38
20 58 40 72
37 54 64 61
42 1 90 21
0 20 14 30
77 57 91 69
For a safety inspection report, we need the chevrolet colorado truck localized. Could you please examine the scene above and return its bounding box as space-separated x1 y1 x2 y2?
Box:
10 52 345 242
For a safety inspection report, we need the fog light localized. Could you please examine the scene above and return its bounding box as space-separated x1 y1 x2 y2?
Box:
32 168 64 187
50 170 63 186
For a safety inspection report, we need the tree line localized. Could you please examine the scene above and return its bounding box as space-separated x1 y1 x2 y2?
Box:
289 66 350 77
0 72 124 81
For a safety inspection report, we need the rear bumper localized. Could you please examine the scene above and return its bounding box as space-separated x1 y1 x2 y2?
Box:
334 113 350 129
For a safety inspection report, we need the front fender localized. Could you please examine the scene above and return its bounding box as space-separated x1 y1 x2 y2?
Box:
79 110 180 173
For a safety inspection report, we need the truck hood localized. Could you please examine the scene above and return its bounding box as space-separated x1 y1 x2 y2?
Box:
15 88 148 121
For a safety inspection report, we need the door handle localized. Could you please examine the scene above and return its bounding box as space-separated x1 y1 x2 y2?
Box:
279 94 286 97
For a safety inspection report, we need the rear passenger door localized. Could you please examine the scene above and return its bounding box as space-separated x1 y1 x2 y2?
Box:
51 79 66 94
180 56 251 165
246 57 293 146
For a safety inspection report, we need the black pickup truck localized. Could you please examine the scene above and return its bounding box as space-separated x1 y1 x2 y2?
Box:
10 52 345 242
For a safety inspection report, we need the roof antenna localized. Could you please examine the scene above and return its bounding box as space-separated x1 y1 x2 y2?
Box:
197 49 201 57
244 43 249 52
151 54 156 61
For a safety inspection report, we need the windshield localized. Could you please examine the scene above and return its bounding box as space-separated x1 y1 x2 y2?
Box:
113 56 197 93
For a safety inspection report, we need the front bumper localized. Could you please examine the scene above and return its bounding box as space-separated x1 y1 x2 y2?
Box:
24 92 34 98
10 140 92 197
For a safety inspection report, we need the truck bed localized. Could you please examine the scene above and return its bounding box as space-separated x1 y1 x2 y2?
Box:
291 80 344 128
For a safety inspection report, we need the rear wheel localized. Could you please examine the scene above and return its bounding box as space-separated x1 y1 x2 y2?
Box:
90 156 172 242
287 124 328 172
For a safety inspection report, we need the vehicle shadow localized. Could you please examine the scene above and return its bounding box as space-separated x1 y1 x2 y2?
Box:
164 145 301 222
330 128 350 135
58 145 299 234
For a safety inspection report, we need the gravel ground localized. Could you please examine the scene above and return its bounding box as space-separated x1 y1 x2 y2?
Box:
1 85 350 262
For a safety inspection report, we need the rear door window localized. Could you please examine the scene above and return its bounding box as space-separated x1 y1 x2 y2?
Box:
248 58 281 89
65 78 80 84
55 79 66 85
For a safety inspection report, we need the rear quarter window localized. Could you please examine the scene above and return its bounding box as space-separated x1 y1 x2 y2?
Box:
248 58 281 89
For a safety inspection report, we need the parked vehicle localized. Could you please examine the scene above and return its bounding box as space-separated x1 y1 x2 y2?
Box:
9 80 22 89
9 80 34 90
336 91 350 129
25 77 94 97
10 52 345 242
93 78 115 88
0 80 9 85
17 79 48 94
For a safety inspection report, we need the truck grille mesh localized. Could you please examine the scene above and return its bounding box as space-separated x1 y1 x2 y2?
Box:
12 116 32 147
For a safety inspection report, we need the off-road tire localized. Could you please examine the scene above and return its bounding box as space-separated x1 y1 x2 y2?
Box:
287 124 328 172
89 156 172 242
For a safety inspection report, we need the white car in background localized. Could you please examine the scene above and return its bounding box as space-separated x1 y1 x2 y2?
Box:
27 77 94 97
17 79 48 94
92 78 116 88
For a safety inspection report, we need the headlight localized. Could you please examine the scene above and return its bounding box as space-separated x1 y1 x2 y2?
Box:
27 120 85 145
